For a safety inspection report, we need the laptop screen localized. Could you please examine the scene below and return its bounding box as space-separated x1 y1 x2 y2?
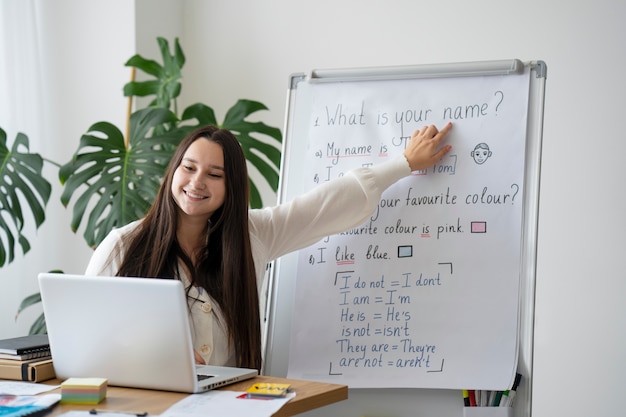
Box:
38 273 256 393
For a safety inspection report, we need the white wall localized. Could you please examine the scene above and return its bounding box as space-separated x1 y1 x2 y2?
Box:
0 0 135 336
178 1 625 417
1 0 624 416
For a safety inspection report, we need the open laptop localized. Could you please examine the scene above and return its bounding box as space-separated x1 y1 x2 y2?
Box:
38 272 258 393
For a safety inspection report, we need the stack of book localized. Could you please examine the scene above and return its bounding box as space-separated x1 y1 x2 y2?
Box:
0 334 55 382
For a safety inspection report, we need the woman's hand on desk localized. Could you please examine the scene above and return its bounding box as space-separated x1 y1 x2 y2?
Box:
194 350 206 365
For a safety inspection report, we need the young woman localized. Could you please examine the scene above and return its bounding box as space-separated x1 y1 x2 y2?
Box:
85 123 452 371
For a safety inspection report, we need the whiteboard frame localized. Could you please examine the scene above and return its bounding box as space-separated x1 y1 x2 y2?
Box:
263 59 547 417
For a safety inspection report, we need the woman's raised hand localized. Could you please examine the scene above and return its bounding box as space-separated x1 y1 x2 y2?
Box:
403 122 453 172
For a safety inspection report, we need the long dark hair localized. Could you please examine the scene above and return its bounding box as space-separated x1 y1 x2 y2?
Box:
115 125 261 370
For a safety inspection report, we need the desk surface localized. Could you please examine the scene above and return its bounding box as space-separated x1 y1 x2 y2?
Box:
43 375 347 417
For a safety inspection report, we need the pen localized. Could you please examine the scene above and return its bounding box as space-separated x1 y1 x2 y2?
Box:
89 409 148 416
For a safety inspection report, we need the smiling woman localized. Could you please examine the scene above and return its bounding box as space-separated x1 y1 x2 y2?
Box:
86 126 263 370
172 139 227 225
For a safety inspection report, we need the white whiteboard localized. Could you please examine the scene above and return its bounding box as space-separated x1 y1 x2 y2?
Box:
264 60 546 416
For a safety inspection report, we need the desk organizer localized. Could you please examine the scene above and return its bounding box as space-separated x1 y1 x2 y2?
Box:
463 407 513 417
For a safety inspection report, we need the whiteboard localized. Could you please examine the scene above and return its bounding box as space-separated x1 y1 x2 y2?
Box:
264 60 546 416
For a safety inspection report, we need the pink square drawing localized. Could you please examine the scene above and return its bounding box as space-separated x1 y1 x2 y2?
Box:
471 221 487 233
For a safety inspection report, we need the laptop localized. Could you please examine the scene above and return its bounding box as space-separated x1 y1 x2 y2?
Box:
38 272 258 393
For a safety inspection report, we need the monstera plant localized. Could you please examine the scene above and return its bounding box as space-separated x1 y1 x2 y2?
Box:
3 37 282 332
0 129 52 267
61 37 282 248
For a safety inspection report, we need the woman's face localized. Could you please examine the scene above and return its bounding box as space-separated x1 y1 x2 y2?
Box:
171 138 226 222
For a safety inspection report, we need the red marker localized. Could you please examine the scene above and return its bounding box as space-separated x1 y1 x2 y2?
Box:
468 390 477 407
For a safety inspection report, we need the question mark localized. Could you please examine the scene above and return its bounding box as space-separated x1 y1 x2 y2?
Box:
510 183 519 203
494 91 504 114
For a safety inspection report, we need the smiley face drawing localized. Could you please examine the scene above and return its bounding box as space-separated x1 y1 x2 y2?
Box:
471 143 492 165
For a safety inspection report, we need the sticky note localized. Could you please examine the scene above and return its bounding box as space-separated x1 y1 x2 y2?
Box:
61 377 108 404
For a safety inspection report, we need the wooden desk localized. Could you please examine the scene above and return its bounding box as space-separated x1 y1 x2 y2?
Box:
43 376 347 417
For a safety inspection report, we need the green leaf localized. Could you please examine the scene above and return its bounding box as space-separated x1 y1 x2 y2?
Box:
122 80 163 98
220 99 282 208
29 313 47 335
180 103 218 127
15 292 47 334
15 270 63 334
59 107 184 248
125 55 164 78
124 37 184 110
0 128 52 267
15 292 41 317
15 293 47 334
249 179 262 210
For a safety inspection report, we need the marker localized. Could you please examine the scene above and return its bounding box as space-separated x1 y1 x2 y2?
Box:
462 390 470 407
492 391 503 407
507 373 523 407
480 390 489 407
498 390 510 406
468 390 477 407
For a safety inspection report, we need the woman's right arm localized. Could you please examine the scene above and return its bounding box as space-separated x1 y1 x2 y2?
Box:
249 123 453 263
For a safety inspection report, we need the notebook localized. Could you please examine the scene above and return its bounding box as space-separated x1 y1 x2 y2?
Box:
38 272 258 393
